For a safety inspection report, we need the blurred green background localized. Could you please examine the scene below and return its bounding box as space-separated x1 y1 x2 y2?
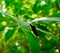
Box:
0 0 60 53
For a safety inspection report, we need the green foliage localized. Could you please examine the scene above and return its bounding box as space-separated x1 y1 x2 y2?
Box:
0 0 60 53
0 13 3 18
5 27 16 42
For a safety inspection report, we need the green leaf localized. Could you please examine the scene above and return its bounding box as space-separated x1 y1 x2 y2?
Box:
15 2 23 10
19 9 26 15
0 26 5 31
14 2 23 13
42 10 49 16
0 13 3 18
51 12 60 17
36 28 60 45
18 27 24 35
22 28 40 53
10 45 21 53
56 0 60 4
5 27 16 42
32 5 41 13
31 17 60 23
27 11 33 16
35 0 41 5
5 0 15 7
41 40 54 50
24 15 30 19
36 24 49 40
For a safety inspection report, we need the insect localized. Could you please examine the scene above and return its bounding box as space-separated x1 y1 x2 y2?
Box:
30 23 38 36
